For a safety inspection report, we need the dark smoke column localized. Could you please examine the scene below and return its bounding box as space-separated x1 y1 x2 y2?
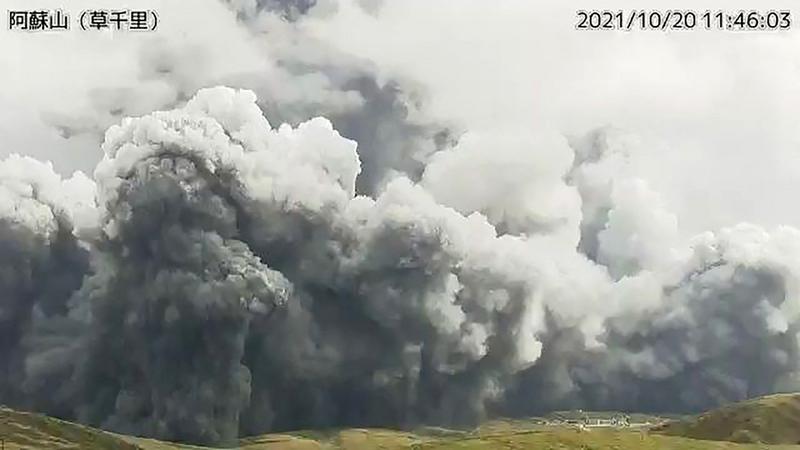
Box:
0 155 92 410
78 89 291 446
72 86 550 442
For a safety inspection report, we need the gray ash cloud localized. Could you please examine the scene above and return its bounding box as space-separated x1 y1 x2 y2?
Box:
46 0 453 198
1 87 799 447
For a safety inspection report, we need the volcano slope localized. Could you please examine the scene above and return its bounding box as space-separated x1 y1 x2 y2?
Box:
2 394 800 449
655 393 800 445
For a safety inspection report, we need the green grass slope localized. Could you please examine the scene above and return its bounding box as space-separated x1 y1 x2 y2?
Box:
0 406 139 449
417 427 800 450
3 395 800 449
656 393 800 445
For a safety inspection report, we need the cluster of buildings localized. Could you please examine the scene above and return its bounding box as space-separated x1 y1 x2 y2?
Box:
545 411 634 428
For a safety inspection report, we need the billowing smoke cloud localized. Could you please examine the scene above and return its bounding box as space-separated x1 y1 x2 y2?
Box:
9 87 542 445
496 128 800 418
2 87 798 447
0 156 93 411
503 224 800 417
46 0 453 197
72 92 295 444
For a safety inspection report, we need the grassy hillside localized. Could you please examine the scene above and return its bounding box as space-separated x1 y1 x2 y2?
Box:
0 406 139 449
656 393 800 445
3 394 800 449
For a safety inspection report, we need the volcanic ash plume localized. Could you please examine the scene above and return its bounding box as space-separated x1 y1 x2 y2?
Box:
76 89 295 445
0 155 93 410
502 130 800 417
59 87 547 444
2 88 800 446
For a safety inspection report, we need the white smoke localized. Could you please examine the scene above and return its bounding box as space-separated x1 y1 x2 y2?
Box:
0 156 96 238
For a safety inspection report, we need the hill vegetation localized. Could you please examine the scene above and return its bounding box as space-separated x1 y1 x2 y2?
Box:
655 393 800 445
2 394 800 449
